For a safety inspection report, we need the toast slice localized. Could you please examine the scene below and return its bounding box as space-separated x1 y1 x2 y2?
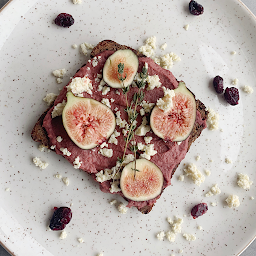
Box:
31 40 208 214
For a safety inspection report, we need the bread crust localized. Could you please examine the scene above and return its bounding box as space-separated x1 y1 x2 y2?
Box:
31 40 208 214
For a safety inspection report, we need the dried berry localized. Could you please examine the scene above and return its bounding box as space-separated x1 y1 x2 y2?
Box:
189 0 204 15
213 75 224 94
191 203 208 219
49 207 72 230
224 87 239 105
55 13 74 27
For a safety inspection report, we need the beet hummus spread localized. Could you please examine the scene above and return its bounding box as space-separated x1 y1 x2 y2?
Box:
43 50 207 210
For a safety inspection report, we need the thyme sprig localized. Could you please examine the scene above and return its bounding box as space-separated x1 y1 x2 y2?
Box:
117 62 148 179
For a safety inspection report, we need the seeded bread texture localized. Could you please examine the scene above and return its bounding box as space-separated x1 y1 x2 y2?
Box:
31 40 208 214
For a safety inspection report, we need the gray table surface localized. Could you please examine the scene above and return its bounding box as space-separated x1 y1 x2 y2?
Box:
0 0 256 255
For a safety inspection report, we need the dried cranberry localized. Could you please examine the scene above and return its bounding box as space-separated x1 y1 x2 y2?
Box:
189 0 204 15
55 13 74 27
224 87 239 105
213 75 224 94
191 203 208 219
49 207 72 230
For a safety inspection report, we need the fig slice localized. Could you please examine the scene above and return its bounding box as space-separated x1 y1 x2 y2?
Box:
120 159 163 201
103 49 139 88
62 92 116 149
150 81 196 142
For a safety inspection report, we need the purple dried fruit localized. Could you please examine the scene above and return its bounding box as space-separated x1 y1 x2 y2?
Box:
189 0 204 15
191 203 208 219
55 13 74 28
213 75 224 94
49 207 72 230
224 87 239 105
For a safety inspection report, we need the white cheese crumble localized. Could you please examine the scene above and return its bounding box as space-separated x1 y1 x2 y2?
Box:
137 142 157 160
225 194 240 208
100 142 108 148
38 144 47 152
5 188 10 192
56 136 63 142
110 180 122 193
195 155 200 161
59 230 67 239
140 100 154 113
51 100 66 118
72 44 78 49
243 85 254 94
237 173 253 190
117 203 128 214
205 184 221 197
54 173 62 179
43 93 57 106
80 42 94 55
53 69 66 78
183 163 205 186
205 169 211 176
102 86 110 95
159 52 181 70
138 36 156 57
231 78 239 85
73 156 82 169
101 98 111 108
135 116 150 136
115 111 128 128
178 175 184 181
172 217 183 234
231 51 237 55
144 136 152 144
207 108 219 130
183 233 196 241
33 157 49 170
73 0 82 4
50 145 56 150
99 148 113 158
62 177 70 186
211 202 217 207
77 238 84 243
156 87 175 112
97 252 104 256
108 130 120 145
67 76 93 95
179 249 183 254
225 157 232 164
156 231 165 241
56 78 63 84
60 148 71 156
109 199 117 205
197 226 203 230
166 231 176 242
160 43 167 50
146 75 161 90
184 24 189 31
250 196 254 200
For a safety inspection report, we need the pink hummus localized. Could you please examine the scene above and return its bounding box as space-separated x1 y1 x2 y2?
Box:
43 50 207 210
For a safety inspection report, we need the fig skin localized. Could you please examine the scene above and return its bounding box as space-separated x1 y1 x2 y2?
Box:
62 92 116 149
120 159 163 202
150 82 196 142
103 49 139 88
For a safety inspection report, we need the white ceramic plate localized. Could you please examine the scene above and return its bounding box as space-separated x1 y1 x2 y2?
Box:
1 0 256 255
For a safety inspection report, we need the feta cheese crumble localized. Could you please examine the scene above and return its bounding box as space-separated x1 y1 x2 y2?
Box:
243 85 254 94
146 75 161 90
53 69 66 78
231 78 239 85
205 184 221 197
117 203 128 214
33 157 49 170
62 177 70 186
56 136 63 142
183 233 196 241
108 130 120 145
178 175 184 181
77 238 84 243
237 173 253 190
73 0 82 4
156 87 175 112
59 230 67 239
135 116 150 136
60 148 71 156
67 76 93 95
43 93 57 106
99 148 113 158
54 173 62 179
101 98 111 108
137 142 157 160
156 231 165 241
80 42 94 55
207 108 219 130
73 156 82 169
166 230 176 242
225 194 240 208
225 157 232 164
184 24 189 31
183 163 205 186
51 100 66 118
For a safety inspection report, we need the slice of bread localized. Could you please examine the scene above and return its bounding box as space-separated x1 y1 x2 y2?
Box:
31 40 208 214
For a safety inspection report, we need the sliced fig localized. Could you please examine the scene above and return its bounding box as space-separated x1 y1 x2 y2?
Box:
62 92 116 149
150 82 196 142
120 159 163 201
103 49 139 88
